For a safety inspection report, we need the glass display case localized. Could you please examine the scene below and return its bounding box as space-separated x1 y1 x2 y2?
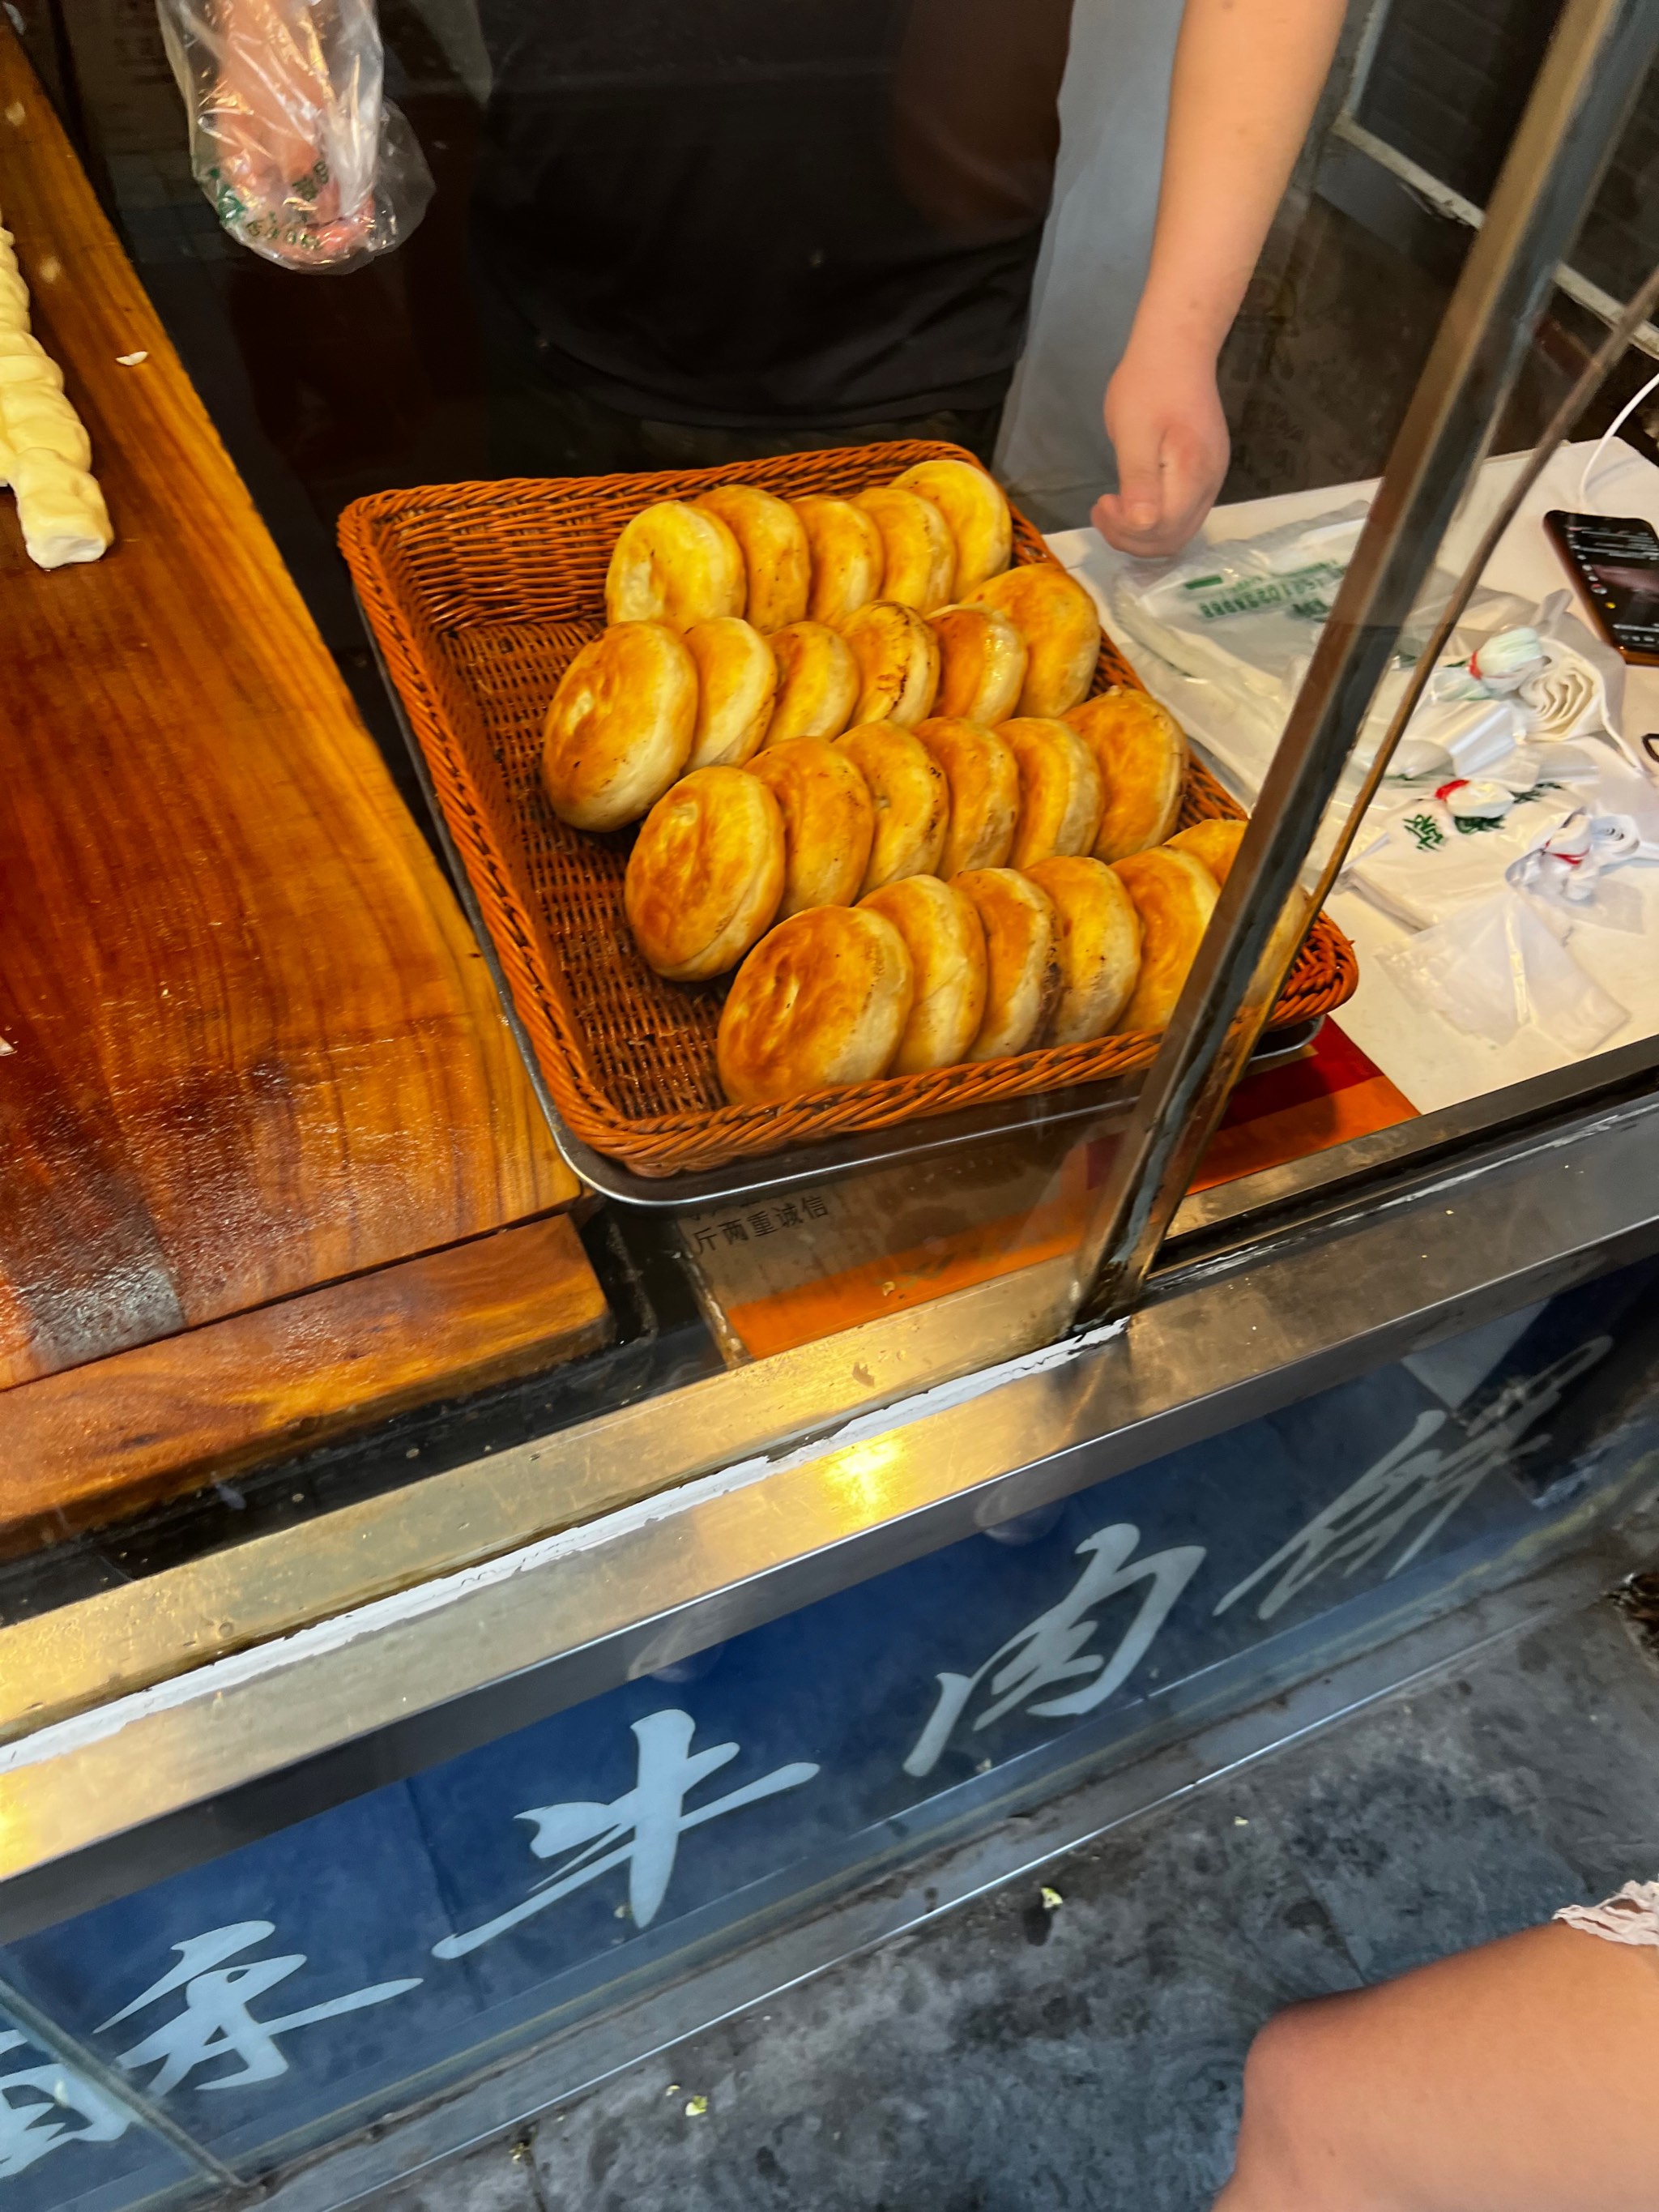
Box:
2 0 1657 2204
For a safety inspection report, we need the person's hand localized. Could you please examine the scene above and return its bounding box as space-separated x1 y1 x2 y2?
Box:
1092 338 1230 559
206 0 375 266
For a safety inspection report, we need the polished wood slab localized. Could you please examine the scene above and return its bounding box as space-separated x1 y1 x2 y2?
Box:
0 1215 611 1556
0 24 578 1396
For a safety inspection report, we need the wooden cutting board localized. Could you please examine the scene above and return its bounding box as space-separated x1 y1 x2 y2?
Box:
0 24 579 1397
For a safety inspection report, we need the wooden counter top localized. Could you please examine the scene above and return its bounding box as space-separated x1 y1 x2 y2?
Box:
0 27 598 1535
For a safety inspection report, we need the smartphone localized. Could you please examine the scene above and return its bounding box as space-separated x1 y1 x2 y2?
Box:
1543 509 1659 665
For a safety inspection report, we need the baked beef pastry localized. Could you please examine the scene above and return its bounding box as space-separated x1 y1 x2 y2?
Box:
1165 818 1243 884
748 737 876 916
625 766 785 980
928 602 1029 727
717 906 915 1104
606 500 746 630
694 484 811 633
1024 856 1142 1044
793 495 885 626
859 873 988 1072
1111 847 1219 1031
1067 687 1188 861
953 868 1061 1061
892 457 1012 596
684 616 778 769
764 620 860 745
853 485 956 615
841 599 941 729
835 722 950 893
1000 717 1104 869
966 562 1102 716
541 621 697 831
1166 818 1311 979
915 716 1020 876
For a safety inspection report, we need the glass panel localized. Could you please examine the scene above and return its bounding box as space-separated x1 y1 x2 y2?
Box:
3 1254 1655 2186
0 0 1653 1600
0 2001 205 2212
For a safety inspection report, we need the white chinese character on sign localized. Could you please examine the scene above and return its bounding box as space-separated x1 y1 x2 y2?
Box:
433 1709 819 1959
0 2031 130 2178
1214 1339 1614 1624
97 1923 421 2096
903 1523 1205 1779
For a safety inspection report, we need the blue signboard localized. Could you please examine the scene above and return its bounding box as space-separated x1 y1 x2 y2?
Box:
3 1258 1657 2206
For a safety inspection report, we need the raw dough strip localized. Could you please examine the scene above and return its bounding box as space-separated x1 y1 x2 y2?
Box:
0 211 112 568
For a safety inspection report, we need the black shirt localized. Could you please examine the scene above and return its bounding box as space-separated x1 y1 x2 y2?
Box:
473 0 1075 425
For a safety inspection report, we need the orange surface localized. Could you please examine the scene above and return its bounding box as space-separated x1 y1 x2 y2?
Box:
721 1022 1417 1359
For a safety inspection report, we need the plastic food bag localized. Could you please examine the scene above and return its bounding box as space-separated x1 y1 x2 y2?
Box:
1107 507 1372 705
1381 889 1627 1056
157 0 433 271
1106 507 1538 835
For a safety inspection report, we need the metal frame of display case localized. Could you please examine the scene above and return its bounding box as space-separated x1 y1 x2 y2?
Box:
3 0 1659 2056
5 1033 1659 1944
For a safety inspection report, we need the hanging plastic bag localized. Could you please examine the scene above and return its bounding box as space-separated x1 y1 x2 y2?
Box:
156 0 433 271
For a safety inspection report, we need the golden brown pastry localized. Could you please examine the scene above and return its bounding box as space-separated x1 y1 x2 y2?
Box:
684 617 778 769
836 721 950 893
859 874 988 1073
966 562 1102 716
915 717 1020 877
717 906 915 1104
765 620 860 745
606 500 746 630
748 738 876 916
853 485 956 615
1024 856 1142 1045
953 868 1061 1061
541 621 697 831
794 495 885 626
625 767 786 980
928 602 1028 727
1166 818 1244 885
892 457 1013 596
1166 818 1312 980
1067 687 1188 861
1111 848 1219 1031
694 485 811 634
1000 718 1104 869
841 600 941 729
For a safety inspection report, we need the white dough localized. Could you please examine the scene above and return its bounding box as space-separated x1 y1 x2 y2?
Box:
12 448 113 566
0 202 111 568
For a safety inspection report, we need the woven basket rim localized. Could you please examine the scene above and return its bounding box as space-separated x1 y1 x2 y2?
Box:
339 442 1357 1178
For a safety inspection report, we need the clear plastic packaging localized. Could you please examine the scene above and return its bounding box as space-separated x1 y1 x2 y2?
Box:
157 0 433 272
1382 889 1628 1056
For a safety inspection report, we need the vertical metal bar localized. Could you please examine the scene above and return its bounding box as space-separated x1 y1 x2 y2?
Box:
0 1969 245 2193
1069 0 1659 1326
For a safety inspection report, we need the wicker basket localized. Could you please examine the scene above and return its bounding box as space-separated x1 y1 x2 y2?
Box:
340 442 1356 1179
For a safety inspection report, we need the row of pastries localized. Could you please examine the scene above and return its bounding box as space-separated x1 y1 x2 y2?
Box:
703 798 1246 1108
542 459 1105 836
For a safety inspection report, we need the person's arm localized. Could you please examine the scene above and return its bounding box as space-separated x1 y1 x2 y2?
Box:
1093 0 1346 558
